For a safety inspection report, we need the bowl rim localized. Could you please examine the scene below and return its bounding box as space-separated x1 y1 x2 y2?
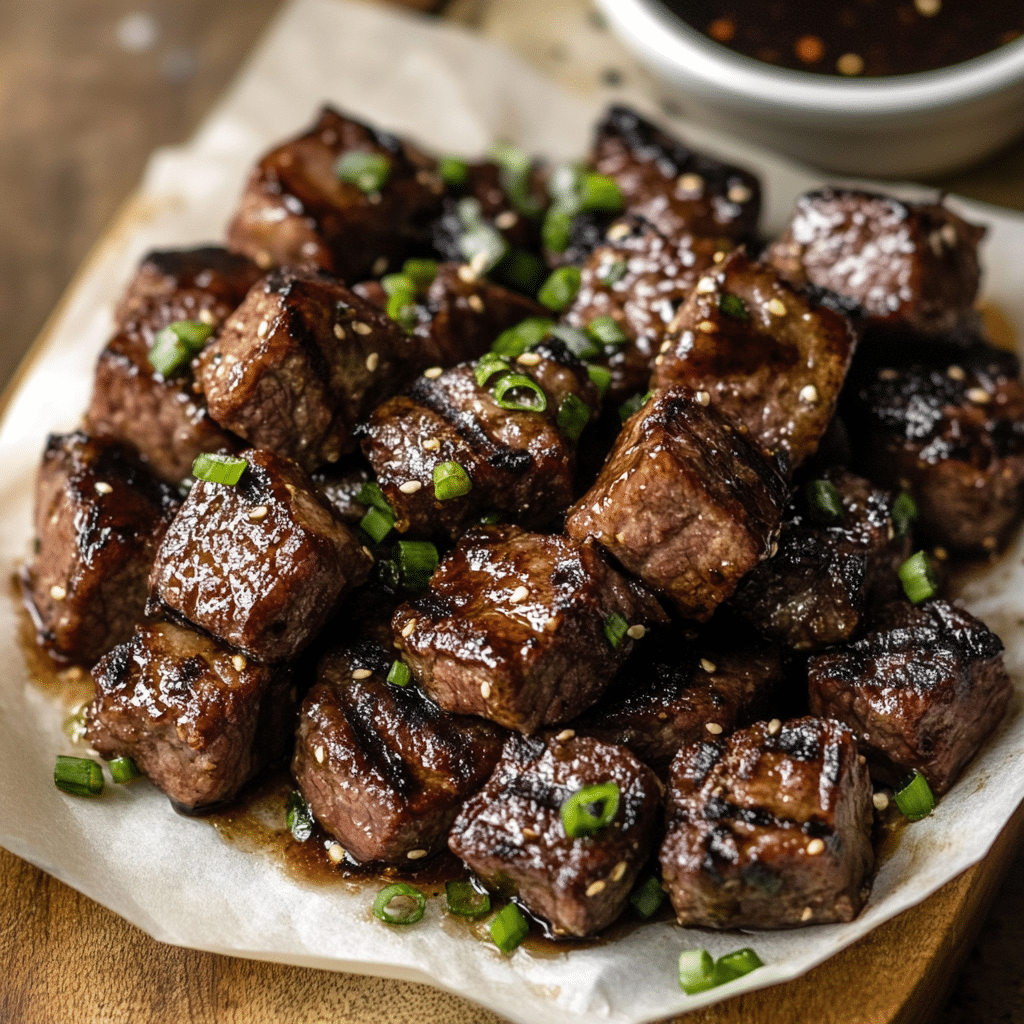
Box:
598 0 1024 115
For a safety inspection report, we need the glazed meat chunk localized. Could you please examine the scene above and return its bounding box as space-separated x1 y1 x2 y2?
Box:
732 470 911 651
195 268 418 470
450 733 662 937
651 249 857 470
227 106 443 280
292 641 506 864
23 432 180 665
86 620 294 811
808 599 1011 794
358 339 598 539
149 448 372 663
766 189 985 341
393 525 666 734
847 343 1024 553
592 106 760 243
565 387 787 620
660 717 874 929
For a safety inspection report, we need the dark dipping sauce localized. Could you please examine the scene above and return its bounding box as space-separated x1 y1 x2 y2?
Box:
656 0 1024 77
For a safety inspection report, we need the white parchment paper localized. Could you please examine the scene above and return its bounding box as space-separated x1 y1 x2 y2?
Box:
2 2 1024 1021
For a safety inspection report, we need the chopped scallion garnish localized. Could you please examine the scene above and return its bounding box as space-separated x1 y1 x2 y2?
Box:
629 875 666 919
542 207 574 254
109 756 142 784
438 156 469 188
549 324 600 361
445 879 491 917
561 781 620 838
537 267 582 312
381 273 416 297
395 539 439 590
148 319 213 377
286 790 314 842
586 364 612 398
492 317 554 358
587 315 627 347
54 755 104 797
619 391 651 423
475 353 511 388
460 222 509 274
718 291 750 321
713 947 764 984
356 482 393 516
489 902 529 953
387 660 412 687
386 289 418 332
372 882 427 925
557 394 591 442
898 550 937 604
433 461 472 501
360 504 395 545
576 172 624 213
192 453 247 486
334 150 391 193
678 949 717 995
892 491 918 538
495 248 545 294
604 611 629 648
402 258 439 288
493 373 548 413
490 140 541 218
806 479 844 525
895 770 935 822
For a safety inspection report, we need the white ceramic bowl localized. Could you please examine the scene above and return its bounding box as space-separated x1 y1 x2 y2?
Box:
595 0 1024 178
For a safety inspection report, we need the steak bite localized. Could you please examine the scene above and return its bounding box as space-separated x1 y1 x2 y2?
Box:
591 106 761 243
292 641 506 864
565 387 788 621
393 525 667 734
561 215 731 401
227 105 443 280
85 620 294 811
847 343 1024 554
358 339 599 539
766 188 985 341
808 599 1011 795
24 432 180 665
148 448 372 663
449 732 662 937
732 470 911 651
660 717 874 929
651 249 857 470
195 268 418 471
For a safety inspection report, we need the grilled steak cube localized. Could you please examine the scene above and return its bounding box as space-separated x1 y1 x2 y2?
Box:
660 717 874 929
808 600 1011 794
358 340 598 539
766 189 985 341
449 732 662 937
149 448 372 662
561 215 731 401
848 344 1024 553
292 641 506 864
227 106 443 280
732 470 911 650
651 250 857 470
196 268 418 470
86 620 294 811
393 525 667 733
591 106 761 243
23 432 180 665
566 387 787 620
574 625 785 777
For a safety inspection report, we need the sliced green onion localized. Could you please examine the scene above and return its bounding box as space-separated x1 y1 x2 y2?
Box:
577 172 624 213
718 292 750 321
587 315 628 347
806 479 844 525
109 756 142 784
678 949 716 995
192 453 247 485
475 353 511 388
493 373 548 413
557 394 591 442
334 150 390 193
892 490 918 538
898 551 937 604
619 391 651 423
395 539 439 590
604 611 629 649
372 882 427 925
598 259 628 287
386 291 418 332
402 258 439 288
360 505 395 545
538 267 582 312
286 790 314 842
445 879 491 917
479 510 506 526
542 207 574 254
713 947 764 985
381 273 416 297
372 557 401 592
148 319 213 377
587 364 612 398
561 781 620 838
387 660 411 687
434 461 472 501
438 156 469 188
489 903 529 953
492 317 554 358
490 140 541 218
54 755 104 797
549 324 601 361
895 770 935 822
495 248 545 294
459 223 509 274
356 482 393 516
457 196 485 228
629 876 666 919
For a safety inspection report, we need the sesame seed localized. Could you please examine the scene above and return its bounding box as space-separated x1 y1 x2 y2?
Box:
806 838 826 856
555 729 575 742
231 654 247 672
458 264 477 283
510 586 529 603
406 848 428 860
873 792 890 811
586 880 606 897
801 907 813 922
700 658 717 673
654 355 665 366
705 722 723 735
858 755 867 765
333 324 346 339
480 681 492 699
696 320 718 333
940 222 957 246
372 255 389 276
49 585 67 601
352 321 372 336
65 667 84 682
422 438 441 451
966 387 991 404
521 827 539 839
365 352 379 372
362 546 374 560
768 718 782 735
607 222 632 241
713 250 726 263
626 624 646 640
399 480 423 494
198 308 216 325
610 861 628 883
694 390 710 406
767 297 788 317
516 352 542 367
659 339 673 353
495 210 518 230
352 668 373 680
401 619 417 637
315 745 325 764
915 0 941 15
947 364 966 380
695 276 716 294
327 843 345 864
248 505 269 521
836 52 864 76
257 320 269 338
469 252 489 277
676 172 704 192
799 384 819 403
467 294 485 313
615 531 626 543
727 183 753 204
423 366 443 379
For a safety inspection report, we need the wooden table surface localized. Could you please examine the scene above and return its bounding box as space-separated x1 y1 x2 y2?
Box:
1 2 1023 1023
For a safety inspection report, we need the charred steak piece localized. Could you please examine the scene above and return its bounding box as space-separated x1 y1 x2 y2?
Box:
292 641 506 864
651 249 857 470
808 599 1011 795
148 448 372 663
195 268 418 471
86 620 294 811
561 215 731 401
565 387 787 620
24 432 180 665
450 732 662 937
227 105 443 281
591 106 761 243
573 624 786 777
732 470 911 651
847 343 1024 554
660 717 874 929
358 339 598 539
393 524 666 734
766 189 985 341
